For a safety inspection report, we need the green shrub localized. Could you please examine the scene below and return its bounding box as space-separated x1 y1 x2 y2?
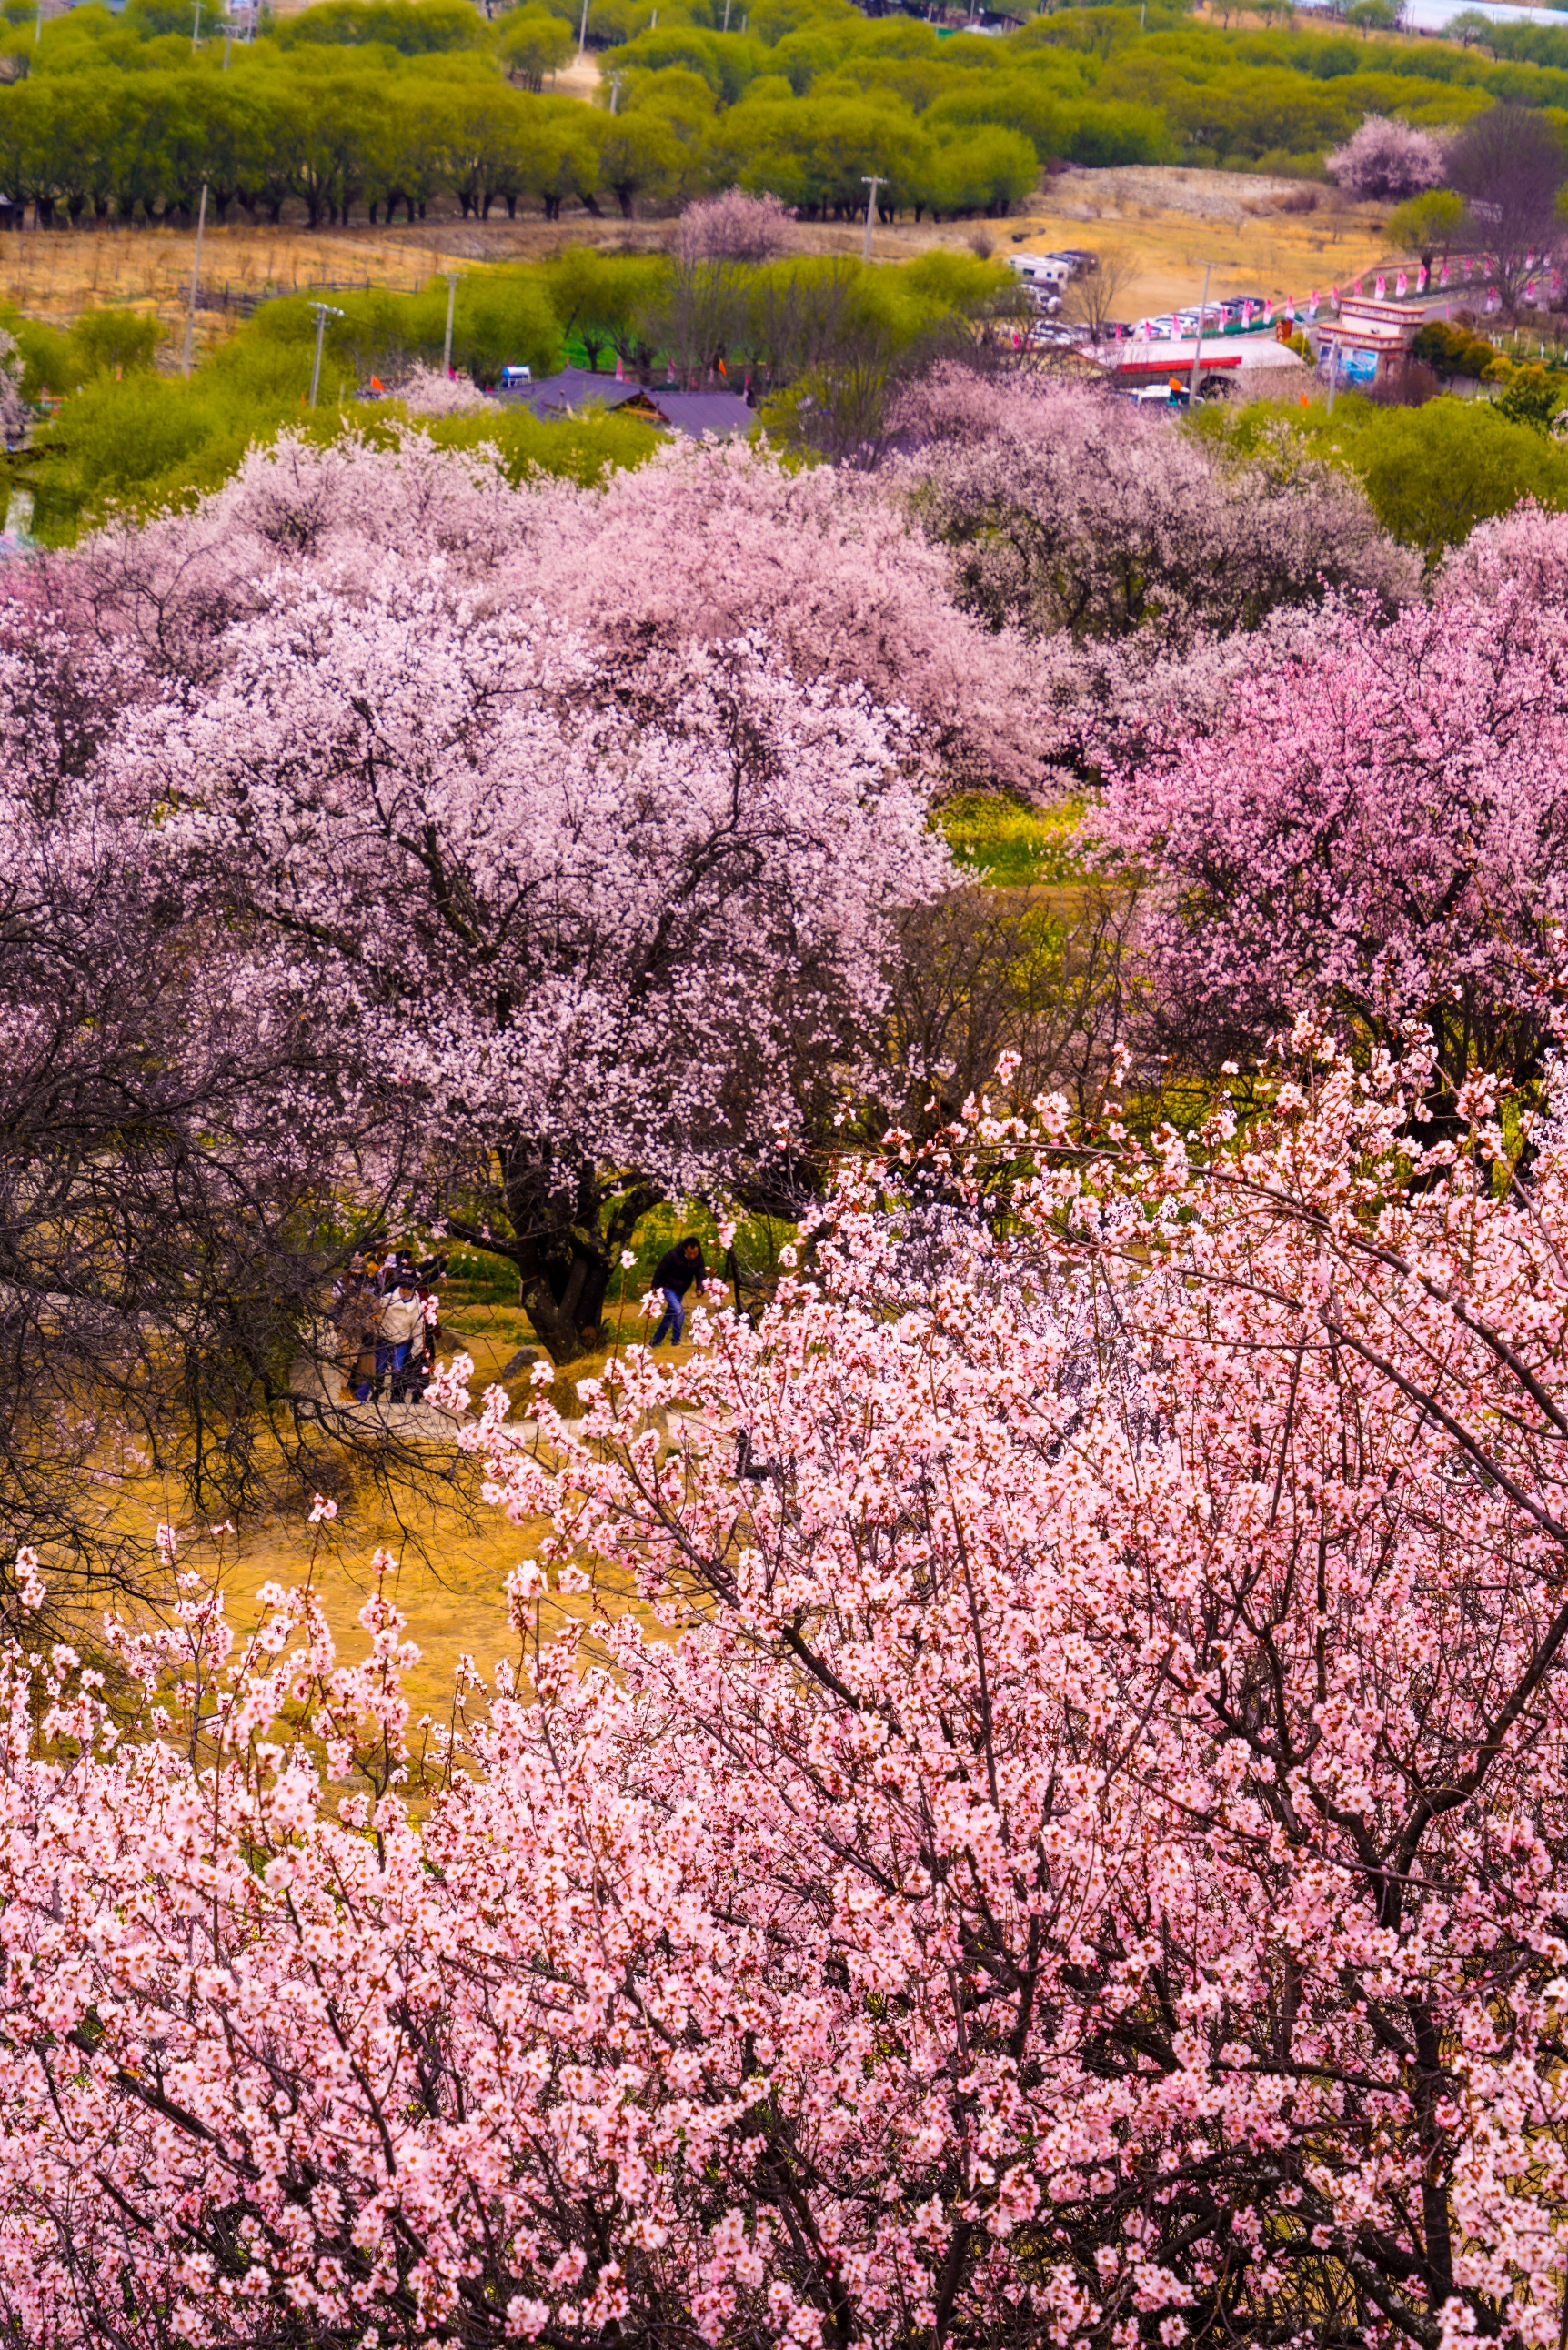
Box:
1412 318 1497 379
68 306 162 378
1493 360 1567 432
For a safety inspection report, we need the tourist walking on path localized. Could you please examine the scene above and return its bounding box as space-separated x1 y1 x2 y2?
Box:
377 1272 429 1402
331 1256 380 1403
649 1237 705 1348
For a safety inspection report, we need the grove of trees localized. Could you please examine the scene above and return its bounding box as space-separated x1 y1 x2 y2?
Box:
12 0 1568 226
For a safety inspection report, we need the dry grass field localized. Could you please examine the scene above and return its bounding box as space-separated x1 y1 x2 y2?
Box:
1005 165 1392 321
0 218 487 355
103 1298 693 1727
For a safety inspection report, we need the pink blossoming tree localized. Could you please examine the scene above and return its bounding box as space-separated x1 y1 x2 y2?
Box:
1326 115 1450 204
3 1042 1568 2347
901 368 1415 652
11 423 1048 1363
1097 525 1568 1100
121 563 950 1357
0 604 433 1592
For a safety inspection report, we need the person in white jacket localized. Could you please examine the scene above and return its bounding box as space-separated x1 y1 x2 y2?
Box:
377 1275 428 1403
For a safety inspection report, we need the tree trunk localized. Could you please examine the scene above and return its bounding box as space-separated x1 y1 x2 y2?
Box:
447 1150 661 1365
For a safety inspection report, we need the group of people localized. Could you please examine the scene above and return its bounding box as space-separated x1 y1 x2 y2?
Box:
327 1233 707 1410
329 1250 446 1407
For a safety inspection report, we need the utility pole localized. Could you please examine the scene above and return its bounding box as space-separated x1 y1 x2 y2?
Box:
722 0 730 25
191 0 201 47
608 67 623 110
1187 257 1211 407
1325 335 1341 413
33 0 42 48
442 272 460 374
576 0 588 55
181 182 208 379
222 20 233 65
307 301 343 407
861 173 885 263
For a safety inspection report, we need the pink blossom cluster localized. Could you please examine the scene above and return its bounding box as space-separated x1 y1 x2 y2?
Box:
673 186 798 266
390 361 495 417
1326 114 1451 203
117 574 949 1196
1096 502 1568 1082
897 364 1418 656
60 424 1046 795
2 1049 1568 2345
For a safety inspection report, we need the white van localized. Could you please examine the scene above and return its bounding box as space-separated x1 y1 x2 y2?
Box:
1006 255 1073 291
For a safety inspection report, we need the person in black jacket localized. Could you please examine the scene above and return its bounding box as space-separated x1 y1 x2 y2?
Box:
649 1237 704 1348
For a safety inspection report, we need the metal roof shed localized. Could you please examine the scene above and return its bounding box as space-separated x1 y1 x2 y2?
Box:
640 390 756 439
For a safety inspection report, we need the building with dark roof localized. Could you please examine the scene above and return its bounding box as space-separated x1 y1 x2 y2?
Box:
494 371 755 440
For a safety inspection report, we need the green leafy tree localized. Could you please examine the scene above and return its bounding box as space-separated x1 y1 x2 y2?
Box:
0 303 79 400
619 64 717 144
1387 186 1466 273
445 84 526 215
0 77 67 226
454 271 564 379
1340 397 1568 557
744 0 854 43
544 246 668 370
589 106 686 215
495 5 572 84
366 84 457 221
1411 317 1497 379
234 72 309 224
278 0 487 54
69 306 161 376
923 77 1071 160
925 123 1038 217
1494 361 1567 433
287 66 382 225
